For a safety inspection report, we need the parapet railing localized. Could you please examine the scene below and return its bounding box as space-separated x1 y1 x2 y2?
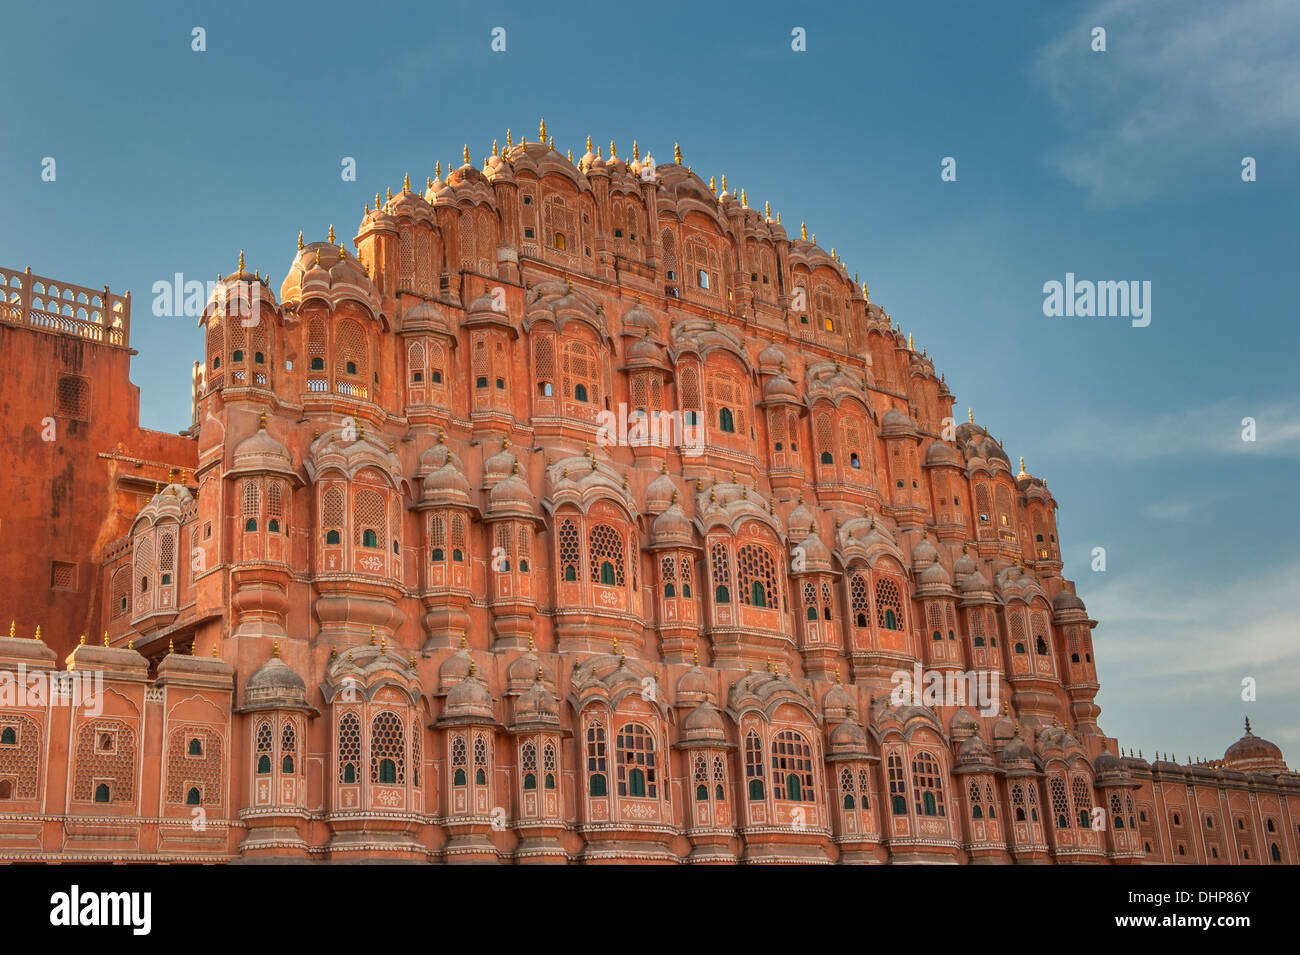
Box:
0 265 130 348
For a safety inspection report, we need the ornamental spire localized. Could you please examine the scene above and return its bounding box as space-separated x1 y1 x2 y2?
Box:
539 117 546 141
674 142 682 164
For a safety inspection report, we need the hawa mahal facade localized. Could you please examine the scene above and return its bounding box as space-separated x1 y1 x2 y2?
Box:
0 127 1295 864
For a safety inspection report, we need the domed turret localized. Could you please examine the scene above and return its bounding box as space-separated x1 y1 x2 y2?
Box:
1223 719 1287 773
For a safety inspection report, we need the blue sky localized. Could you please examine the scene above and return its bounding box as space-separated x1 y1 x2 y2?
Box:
2 0 1296 761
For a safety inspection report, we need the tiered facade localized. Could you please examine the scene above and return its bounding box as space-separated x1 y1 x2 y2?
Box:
1 128 1296 863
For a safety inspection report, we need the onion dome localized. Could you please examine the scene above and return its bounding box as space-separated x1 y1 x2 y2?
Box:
786 499 815 539
821 680 857 721
949 708 978 741
438 644 474 689
1223 719 1286 772
483 437 517 486
625 334 664 368
133 481 195 529
487 461 535 517
911 536 938 569
650 499 694 547
1093 751 1130 784
757 341 788 371
956 733 994 767
924 441 963 468
506 641 552 693
422 460 472 507
403 299 447 332
645 468 677 513
992 709 1015 741
919 555 951 588
243 655 309 710
622 299 657 334
444 670 495 721
681 699 727 744
762 372 800 401
829 718 870 757
953 549 979 579
280 240 380 316
1052 588 1087 614
232 423 293 476
793 532 832 573
999 736 1036 768
513 675 559 726
958 563 994 596
880 408 919 438
676 664 713 705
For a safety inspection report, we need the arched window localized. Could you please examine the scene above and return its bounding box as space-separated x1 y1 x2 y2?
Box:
751 581 767 607
522 742 537 791
1072 776 1092 829
875 577 903 630
0 727 16 745
1050 775 1070 828
1036 635 1049 655
588 524 625 586
888 754 907 815
188 737 202 756
586 724 607 797
1272 843 1282 862
745 731 765 800
363 529 378 548
338 712 360 784
245 518 257 532
820 451 834 465
95 783 111 803
770 730 815 802
186 787 201 805
911 751 946 817
616 723 656 798
473 734 488 786
544 743 557 791
574 383 588 402
719 407 734 433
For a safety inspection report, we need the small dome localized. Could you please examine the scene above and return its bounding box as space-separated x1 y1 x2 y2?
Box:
404 300 446 328
1000 737 1035 766
438 647 473 688
924 441 963 468
422 461 471 504
830 718 869 753
949 708 978 738
514 677 559 724
645 470 677 513
1052 589 1087 614
822 681 856 720
651 502 694 546
919 557 951 587
953 550 979 578
488 468 535 514
244 656 307 708
444 672 495 720
682 699 727 743
676 665 712 703
911 537 938 568
1224 720 1286 771
232 425 292 472
625 335 664 366
786 500 815 538
880 408 918 437
483 438 516 484
763 374 800 401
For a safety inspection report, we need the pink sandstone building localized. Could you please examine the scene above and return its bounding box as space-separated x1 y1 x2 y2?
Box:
0 128 1295 863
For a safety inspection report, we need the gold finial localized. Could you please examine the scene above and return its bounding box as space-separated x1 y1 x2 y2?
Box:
586 134 593 152
211 643 217 657
380 636 387 655
609 140 616 158
435 160 442 179
1245 716 1252 734
539 118 547 141
674 142 682 164
528 633 535 652
567 148 573 162
469 659 476 677
968 408 974 423
512 458 520 476
327 224 335 244
720 174 727 193
1018 456 1027 478
463 143 470 164
764 200 770 218
168 638 174 654
801 221 808 241
273 640 280 657
708 175 716 195
835 667 842 684
908 333 914 351
409 654 416 670
403 172 410 192
78 632 84 646
506 129 513 148
460 632 467 649
437 426 445 444
692 646 699 666
103 631 109 647
536 666 543 683
811 234 816 244
633 140 640 160
741 189 748 208
492 140 499 158
259 410 267 430
386 187 392 202
297 231 304 251
369 626 377 646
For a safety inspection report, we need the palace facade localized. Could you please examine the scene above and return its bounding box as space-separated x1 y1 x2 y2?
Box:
0 127 1295 863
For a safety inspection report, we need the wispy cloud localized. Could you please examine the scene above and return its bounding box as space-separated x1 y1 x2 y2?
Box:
1035 0 1300 205
1044 397 1300 460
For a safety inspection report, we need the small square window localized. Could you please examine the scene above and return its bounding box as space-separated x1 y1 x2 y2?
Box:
51 561 76 591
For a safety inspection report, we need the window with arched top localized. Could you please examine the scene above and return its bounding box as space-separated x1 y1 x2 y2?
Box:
1050 775 1070 828
615 722 657 798
562 339 600 407
911 751 946 817
451 734 467 787
744 731 765 800
770 730 815 802
887 753 908 815
875 577 903 630
337 713 361 784
586 723 608 797
1072 776 1092 829
521 741 538 791
588 523 625 586
558 519 580 582
737 543 779 610
369 712 405 785
335 320 368 389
